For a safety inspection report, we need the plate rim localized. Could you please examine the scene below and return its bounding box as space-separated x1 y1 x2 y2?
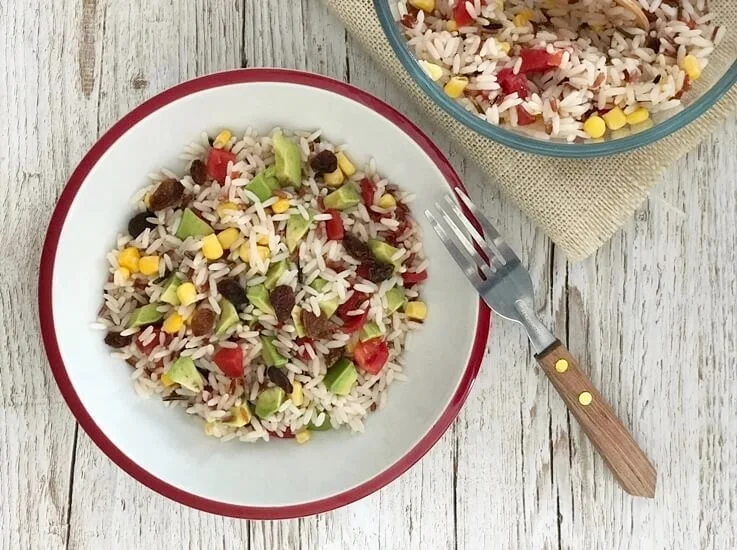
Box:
38 68 491 519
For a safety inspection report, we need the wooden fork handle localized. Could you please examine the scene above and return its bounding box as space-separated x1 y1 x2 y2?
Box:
536 341 657 498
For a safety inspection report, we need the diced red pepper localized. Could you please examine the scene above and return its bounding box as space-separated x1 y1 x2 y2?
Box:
354 338 390 375
135 328 165 355
212 346 244 378
452 1 474 26
324 209 345 241
519 48 563 73
497 68 529 99
360 178 376 207
341 310 368 334
268 428 295 439
515 105 537 126
402 270 428 285
207 148 237 183
296 337 314 361
337 291 368 320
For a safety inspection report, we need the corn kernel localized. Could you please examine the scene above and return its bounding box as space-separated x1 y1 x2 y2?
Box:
116 267 131 281
239 243 270 263
625 107 650 126
405 301 427 322
217 227 240 250
201 234 224 260
290 381 304 407
408 0 434 12
336 151 357 176
257 245 270 262
272 198 290 214
378 193 397 209
446 19 458 32
602 107 627 131
295 430 312 444
176 282 197 306
143 193 151 208
680 54 702 80
213 129 232 149
444 76 469 98
583 115 607 139
223 405 251 427
418 60 444 82
163 312 184 334
256 235 269 246
514 8 535 27
496 41 511 55
323 167 345 187
216 201 239 218
160 373 175 387
138 255 160 276
118 247 140 272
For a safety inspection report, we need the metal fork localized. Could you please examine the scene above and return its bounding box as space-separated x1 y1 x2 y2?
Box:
427 188 657 498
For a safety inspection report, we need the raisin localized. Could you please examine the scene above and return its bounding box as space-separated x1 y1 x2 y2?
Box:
270 285 296 323
217 278 247 308
645 36 660 51
483 21 504 30
323 347 344 369
364 261 394 284
104 331 132 348
267 366 293 395
302 310 332 340
190 307 216 337
343 234 372 261
190 159 208 186
309 150 338 174
127 211 157 238
148 179 184 211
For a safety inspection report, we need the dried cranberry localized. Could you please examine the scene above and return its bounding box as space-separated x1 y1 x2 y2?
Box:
127 211 156 238
302 310 332 340
270 285 296 323
104 332 132 348
190 307 216 337
189 159 208 185
267 366 293 395
148 179 184 211
365 261 394 284
309 150 338 174
217 278 247 308
343 234 372 261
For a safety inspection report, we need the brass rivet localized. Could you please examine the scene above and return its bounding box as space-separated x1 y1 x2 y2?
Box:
578 391 593 406
555 359 569 373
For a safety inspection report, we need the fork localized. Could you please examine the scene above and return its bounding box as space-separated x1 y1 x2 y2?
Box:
426 188 657 498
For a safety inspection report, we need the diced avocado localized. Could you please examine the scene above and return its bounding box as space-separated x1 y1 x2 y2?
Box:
385 287 407 315
359 322 384 342
273 134 303 187
214 298 239 335
307 418 333 431
264 259 288 289
323 358 358 396
323 184 360 210
291 306 306 338
255 387 286 418
159 274 183 306
165 357 203 392
311 277 328 292
247 284 274 315
286 212 313 253
369 239 403 268
246 166 280 202
260 336 288 367
222 404 252 427
175 208 214 240
127 303 163 328
309 278 339 318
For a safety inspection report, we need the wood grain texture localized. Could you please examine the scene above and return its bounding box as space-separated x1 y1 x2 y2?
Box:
1 0 736 548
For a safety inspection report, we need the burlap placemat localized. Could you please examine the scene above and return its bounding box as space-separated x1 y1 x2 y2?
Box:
326 0 737 261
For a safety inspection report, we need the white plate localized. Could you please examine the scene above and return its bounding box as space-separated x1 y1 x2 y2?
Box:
39 69 490 519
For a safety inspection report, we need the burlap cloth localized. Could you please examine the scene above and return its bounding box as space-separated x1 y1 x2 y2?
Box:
326 0 737 261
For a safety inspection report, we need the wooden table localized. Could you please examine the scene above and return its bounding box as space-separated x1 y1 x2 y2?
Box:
2 2 736 548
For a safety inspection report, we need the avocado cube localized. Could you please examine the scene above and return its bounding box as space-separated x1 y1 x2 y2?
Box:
310 278 339 318
222 404 252 427
246 166 280 202
264 259 288 290
247 284 274 315
164 357 203 392
369 239 403 268
127 303 163 328
323 358 357 396
214 298 239 336
307 418 333 431
384 287 407 315
159 274 183 306
359 322 384 342
260 336 288 367
286 212 313 253
291 306 306 338
323 184 360 211
273 134 303 187
175 208 214 240
255 387 286 418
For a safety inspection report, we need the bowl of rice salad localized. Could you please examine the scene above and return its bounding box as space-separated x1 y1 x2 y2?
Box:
377 0 737 156
39 69 490 518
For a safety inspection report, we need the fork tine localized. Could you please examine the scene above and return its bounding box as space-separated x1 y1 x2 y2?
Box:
453 187 517 264
435 203 494 278
441 194 497 260
425 210 484 288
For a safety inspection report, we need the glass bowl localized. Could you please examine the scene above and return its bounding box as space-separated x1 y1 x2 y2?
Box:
375 0 737 158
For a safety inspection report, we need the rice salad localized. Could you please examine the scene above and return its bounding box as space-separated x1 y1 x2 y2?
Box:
95 127 429 444
396 0 724 141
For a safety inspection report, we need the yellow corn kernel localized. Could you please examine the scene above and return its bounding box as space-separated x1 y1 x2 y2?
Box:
116 267 131 281
216 201 239 218
256 245 270 262
272 198 290 214
583 115 607 139
160 373 175 387
602 107 627 131
336 151 357 176
213 129 232 149
418 60 444 82
405 301 427 322
239 243 270 263
514 8 535 27
138 255 160 276
446 19 458 32
444 76 469 98
217 227 240 250
143 193 151 208
680 54 702 80
176 282 197 306
625 107 650 125
162 312 184 334
256 235 269 246
378 193 397 209
295 430 312 444
408 0 434 12
496 41 511 55
118 247 140 272
223 405 252 427
202 234 224 260
290 381 304 407
323 167 345 187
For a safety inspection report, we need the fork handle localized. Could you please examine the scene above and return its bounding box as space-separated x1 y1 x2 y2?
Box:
536 341 657 498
